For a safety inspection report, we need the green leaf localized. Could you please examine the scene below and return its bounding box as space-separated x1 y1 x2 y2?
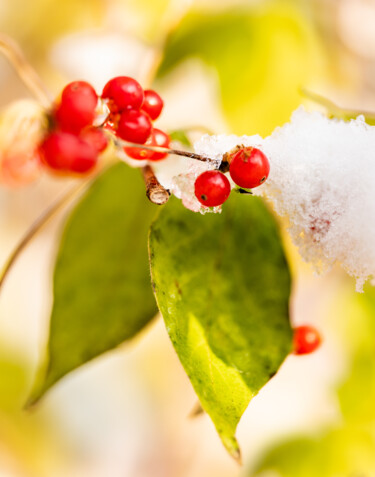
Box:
149 195 292 459
250 428 375 477
168 129 193 147
28 163 158 405
157 4 324 136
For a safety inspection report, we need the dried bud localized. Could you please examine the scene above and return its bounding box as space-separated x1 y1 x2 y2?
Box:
0 99 47 186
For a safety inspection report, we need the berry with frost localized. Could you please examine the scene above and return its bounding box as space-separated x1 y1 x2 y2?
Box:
229 146 270 189
194 170 231 207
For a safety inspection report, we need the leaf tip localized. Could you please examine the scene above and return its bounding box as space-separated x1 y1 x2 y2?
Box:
24 380 49 410
221 434 243 464
188 401 204 418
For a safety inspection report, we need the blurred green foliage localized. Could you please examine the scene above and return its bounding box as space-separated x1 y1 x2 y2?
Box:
249 285 375 476
158 3 324 135
251 428 375 477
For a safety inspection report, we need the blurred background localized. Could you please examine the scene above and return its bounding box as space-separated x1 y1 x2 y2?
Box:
1 0 375 475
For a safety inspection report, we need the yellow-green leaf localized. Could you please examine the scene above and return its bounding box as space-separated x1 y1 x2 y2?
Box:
157 4 324 136
149 195 292 459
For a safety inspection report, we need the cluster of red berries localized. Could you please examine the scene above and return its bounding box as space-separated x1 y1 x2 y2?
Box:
194 146 270 208
40 81 108 174
38 77 169 175
293 325 321 355
102 77 170 161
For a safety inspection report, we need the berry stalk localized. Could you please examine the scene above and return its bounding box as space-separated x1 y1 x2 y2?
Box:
116 138 215 164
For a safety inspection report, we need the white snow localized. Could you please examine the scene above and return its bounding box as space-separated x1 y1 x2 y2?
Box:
191 107 375 291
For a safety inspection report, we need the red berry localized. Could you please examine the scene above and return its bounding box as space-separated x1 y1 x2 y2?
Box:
124 128 170 160
39 131 98 174
141 90 164 120
117 109 152 144
80 127 108 153
293 325 321 355
54 81 98 133
102 76 144 112
123 144 151 160
148 129 170 161
194 170 231 207
229 147 270 189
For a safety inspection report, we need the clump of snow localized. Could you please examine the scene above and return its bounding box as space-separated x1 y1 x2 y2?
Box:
154 143 224 214
194 133 263 164
194 107 375 291
171 172 202 213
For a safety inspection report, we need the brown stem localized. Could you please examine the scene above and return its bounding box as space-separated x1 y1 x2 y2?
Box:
0 181 90 292
141 165 170 205
117 138 215 164
0 33 52 108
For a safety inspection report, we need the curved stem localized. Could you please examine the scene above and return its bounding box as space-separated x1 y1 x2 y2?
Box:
300 87 375 120
0 33 52 108
0 181 89 291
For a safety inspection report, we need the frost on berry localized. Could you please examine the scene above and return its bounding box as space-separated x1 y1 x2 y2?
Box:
0 100 46 186
171 172 202 212
194 107 375 291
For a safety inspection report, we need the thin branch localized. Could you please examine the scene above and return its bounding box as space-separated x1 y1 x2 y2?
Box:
141 165 170 205
300 87 375 120
116 138 215 164
0 180 90 292
0 33 52 108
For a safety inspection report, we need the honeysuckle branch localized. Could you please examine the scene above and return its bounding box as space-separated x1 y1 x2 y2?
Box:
0 180 90 292
0 32 218 295
0 33 52 108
